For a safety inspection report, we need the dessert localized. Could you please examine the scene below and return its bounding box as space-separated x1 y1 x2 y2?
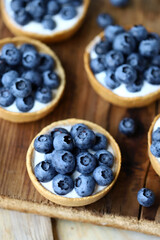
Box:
0 37 65 123
1 0 90 43
148 113 160 177
26 118 121 207
84 24 160 108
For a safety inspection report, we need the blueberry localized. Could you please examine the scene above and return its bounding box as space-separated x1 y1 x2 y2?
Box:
104 69 121 89
34 160 56 183
42 16 56 30
137 188 155 207
53 133 74 151
52 174 73 195
92 133 108 151
2 44 21 66
150 141 160 157
90 58 106 74
26 0 45 20
2 70 19 88
129 25 148 41
0 58 6 74
151 55 160 67
14 9 31 25
126 78 143 93
115 64 137 84
43 71 60 89
22 50 40 69
11 0 25 12
70 123 88 138
52 150 75 174
34 134 53 153
144 66 160 85
104 25 125 43
38 53 55 72
95 150 114 168
74 175 95 197
50 127 69 138
95 40 110 55
47 1 61 15
152 128 160 141
126 53 147 72
110 0 129 7
20 44 36 53
74 128 96 149
119 117 136 136
16 95 34 112
113 32 136 55
35 87 52 103
76 152 97 174
97 13 114 29
93 165 114 186
139 39 159 57
11 78 32 98
22 70 43 88
60 5 77 20
72 0 83 6
0 88 15 107
105 50 124 69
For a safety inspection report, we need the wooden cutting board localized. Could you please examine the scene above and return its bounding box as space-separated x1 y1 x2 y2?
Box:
0 0 160 236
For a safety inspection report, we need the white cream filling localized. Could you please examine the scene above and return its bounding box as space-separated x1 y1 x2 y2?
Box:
88 36 160 98
152 117 160 162
32 125 116 198
5 0 84 35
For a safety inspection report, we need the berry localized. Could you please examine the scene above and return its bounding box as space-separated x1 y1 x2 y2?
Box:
95 40 110 55
95 150 114 168
34 134 53 153
43 71 60 89
72 0 83 6
0 57 6 74
2 70 19 88
126 53 147 72
11 78 32 98
22 50 40 69
126 78 143 93
97 13 114 29
26 0 45 20
137 188 155 207
20 44 36 53
105 50 124 69
104 25 125 42
52 150 75 174
90 58 106 74
11 0 25 12
35 87 52 103
115 64 137 84
76 152 97 174
104 69 121 89
16 95 34 112
2 44 21 66
0 88 15 107
145 66 160 85
93 165 114 186
74 128 96 149
50 127 69 138
74 175 95 197
92 133 108 151
110 0 129 7
113 32 136 55
150 141 160 157
139 39 159 57
14 9 31 25
38 53 55 72
47 1 61 15
34 160 56 183
129 25 148 41
60 5 77 20
42 16 56 30
152 128 160 141
70 123 88 138
52 174 73 195
53 133 74 151
22 70 43 88
119 117 136 136
151 55 160 67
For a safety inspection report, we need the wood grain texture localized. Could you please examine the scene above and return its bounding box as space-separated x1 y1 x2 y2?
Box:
0 0 160 236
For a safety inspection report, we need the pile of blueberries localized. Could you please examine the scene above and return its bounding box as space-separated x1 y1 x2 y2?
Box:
34 123 115 197
150 127 160 158
10 0 83 30
90 24 160 93
0 43 60 112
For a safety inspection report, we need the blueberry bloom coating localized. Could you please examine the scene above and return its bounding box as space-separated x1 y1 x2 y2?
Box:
137 188 155 207
129 25 148 41
2 43 21 66
16 95 34 112
34 160 56 183
76 152 97 174
144 66 160 85
92 133 108 151
95 149 114 168
74 128 96 149
97 13 114 29
104 25 125 42
150 141 160 158
52 174 73 195
113 32 136 55
70 123 88 138
0 88 15 107
74 175 95 197
104 69 121 89
11 78 32 98
115 64 137 84
34 134 53 153
152 127 160 141
119 117 136 136
93 165 114 186
53 133 74 151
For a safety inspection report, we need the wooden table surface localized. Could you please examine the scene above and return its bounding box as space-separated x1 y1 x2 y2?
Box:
1 0 160 238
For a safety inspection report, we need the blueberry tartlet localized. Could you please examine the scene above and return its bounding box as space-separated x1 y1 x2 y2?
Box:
26 119 121 207
84 25 160 108
1 0 90 43
0 37 65 123
148 113 160 177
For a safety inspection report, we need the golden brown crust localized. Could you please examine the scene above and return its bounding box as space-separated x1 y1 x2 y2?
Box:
84 32 160 108
148 114 160 176
0 37 65 123
26 118 121 207
1 0 90 43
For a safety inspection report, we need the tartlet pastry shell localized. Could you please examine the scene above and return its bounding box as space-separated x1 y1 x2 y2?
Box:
148 114 160 177
26 118 121 207
0 37 65 123
84 32 160 108
1 0 90 43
